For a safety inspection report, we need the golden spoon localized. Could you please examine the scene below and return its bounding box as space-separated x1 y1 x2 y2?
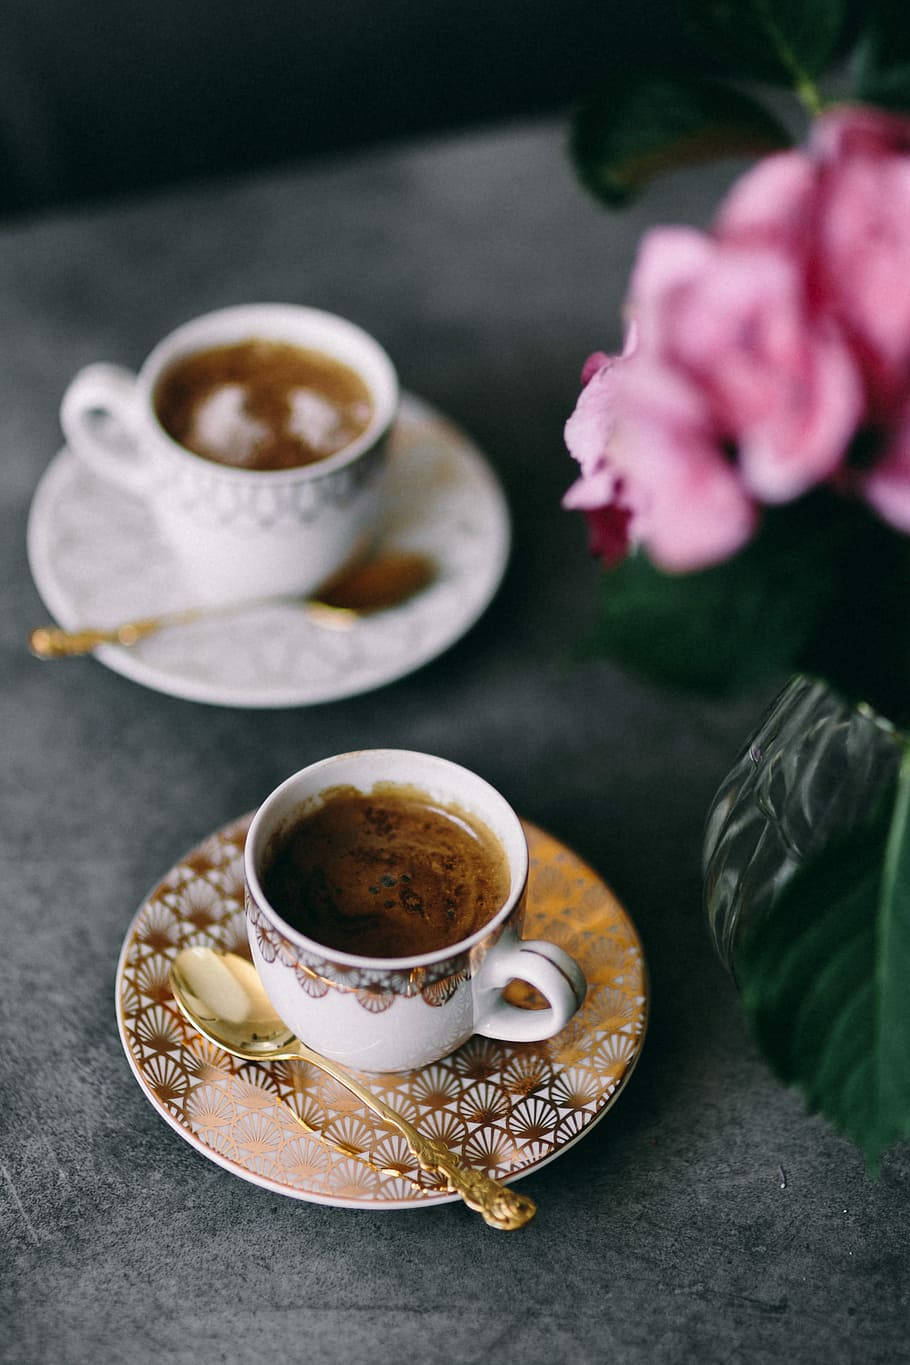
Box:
169 947 537 1231
28 551 434 658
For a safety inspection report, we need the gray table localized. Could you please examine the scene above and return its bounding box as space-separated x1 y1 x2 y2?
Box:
2 121 907 1365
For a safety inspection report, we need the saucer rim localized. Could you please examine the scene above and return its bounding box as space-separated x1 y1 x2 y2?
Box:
114 815 649 1212
27 393 511 708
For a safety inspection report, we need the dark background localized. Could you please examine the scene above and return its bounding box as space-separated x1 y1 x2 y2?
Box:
0 0 709 216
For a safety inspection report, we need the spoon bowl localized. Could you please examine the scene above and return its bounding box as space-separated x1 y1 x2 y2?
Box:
170 948 299 1057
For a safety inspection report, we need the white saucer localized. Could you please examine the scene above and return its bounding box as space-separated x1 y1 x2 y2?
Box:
27 395 510 707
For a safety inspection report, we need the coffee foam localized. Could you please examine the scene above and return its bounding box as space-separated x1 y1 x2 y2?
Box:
188 384 268 467
287 388 346 454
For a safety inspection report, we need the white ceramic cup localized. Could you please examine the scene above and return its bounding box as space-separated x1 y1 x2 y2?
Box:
244 750 587 1073
60 304 399 603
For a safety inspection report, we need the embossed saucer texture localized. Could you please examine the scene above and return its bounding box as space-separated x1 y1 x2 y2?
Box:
115 816 649 1211
27 394 510 707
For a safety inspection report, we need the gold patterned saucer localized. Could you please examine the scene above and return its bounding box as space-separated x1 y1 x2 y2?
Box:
115 816 648 1209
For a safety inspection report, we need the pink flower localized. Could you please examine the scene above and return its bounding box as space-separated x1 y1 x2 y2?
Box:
719 105 910 422
565 103 910 570
563 341 757 572
630 227 862 503
813 108 910 418
564 224 862 570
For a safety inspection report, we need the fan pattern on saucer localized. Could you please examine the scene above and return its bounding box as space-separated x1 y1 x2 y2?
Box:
116 816 648 1208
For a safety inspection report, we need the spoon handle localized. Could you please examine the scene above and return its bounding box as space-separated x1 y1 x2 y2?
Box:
28 615 197 657
28 553 433 657
27 602 343 657
294 1042 536 1230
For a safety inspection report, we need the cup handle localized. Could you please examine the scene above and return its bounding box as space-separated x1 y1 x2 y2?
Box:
60 363 156 497
473 930 586 1043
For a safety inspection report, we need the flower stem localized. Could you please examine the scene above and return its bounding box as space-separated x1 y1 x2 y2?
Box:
755 1 825 117
795 75 824 117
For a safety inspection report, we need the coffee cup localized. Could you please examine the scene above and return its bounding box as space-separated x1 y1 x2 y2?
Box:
244 750 586 1073
60 304 398 603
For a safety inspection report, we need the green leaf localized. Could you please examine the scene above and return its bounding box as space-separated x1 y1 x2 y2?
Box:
571 74 790 208
855 64 910 114
737 747 910 1170
797 506 910 728
590 495 850 694
855 2 910 112
681 0 848 87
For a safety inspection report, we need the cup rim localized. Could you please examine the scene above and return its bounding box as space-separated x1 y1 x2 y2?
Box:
244 750 529 971
136 303 399 482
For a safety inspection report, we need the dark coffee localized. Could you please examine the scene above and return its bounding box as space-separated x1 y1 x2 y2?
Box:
154 339 372 470
261 785 512 958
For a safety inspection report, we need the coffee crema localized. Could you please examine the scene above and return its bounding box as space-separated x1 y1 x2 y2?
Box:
154 339 373 471
260 785 512 958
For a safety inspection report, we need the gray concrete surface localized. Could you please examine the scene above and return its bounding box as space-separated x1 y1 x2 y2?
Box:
1 122 907 1364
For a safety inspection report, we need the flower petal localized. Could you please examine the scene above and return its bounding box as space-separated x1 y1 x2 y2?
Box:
715 150 817 251
737 324 864 502
861 407 910 533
